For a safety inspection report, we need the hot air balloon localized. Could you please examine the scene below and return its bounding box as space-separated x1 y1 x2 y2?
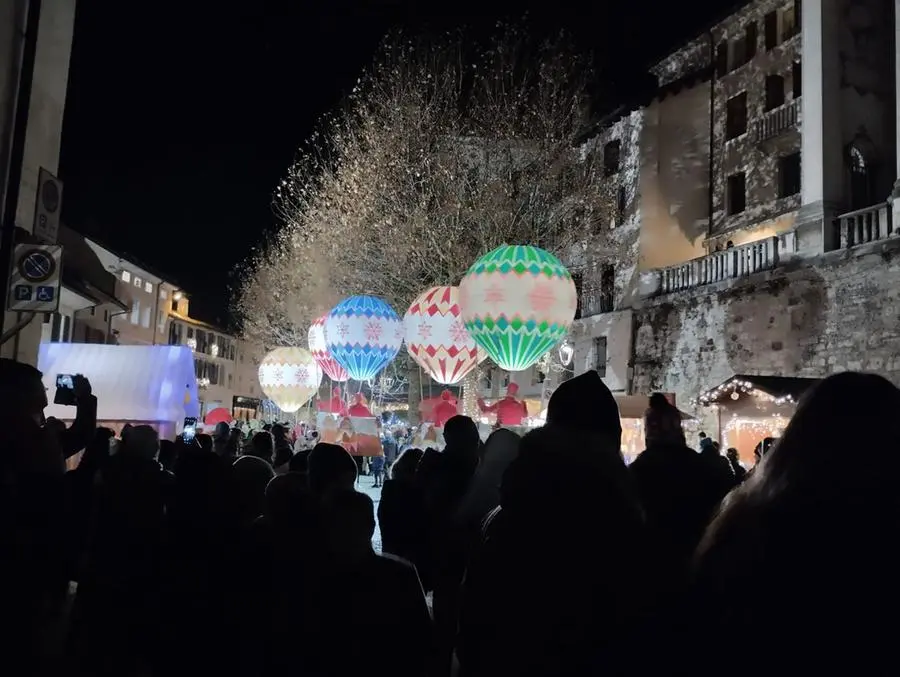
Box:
405 285 480 385
459 244 577 372
257 347 323 413
325 295 403 382
308 315 349 382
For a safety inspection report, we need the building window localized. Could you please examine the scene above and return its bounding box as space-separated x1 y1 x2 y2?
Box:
572 271 583 320
159 288 168 299
727 173 747 215
133 276 142 288
228 373 233 388
103 309 109 322
144 281 153 294
848 145 873 211
615 186 627 225
730 21 757 70
121 270 131 283
792 61 801 98
781 3 799 41
141 306 151 328
603 140 620 177
715 41 728 77
593 337 607 377
725 93 747 140
171 299 178 312
765 74 785 111
600 263 615 313
764 11 778 50
778 152 801 198
531 366 545 386
130 300 140 325
765 5 799 50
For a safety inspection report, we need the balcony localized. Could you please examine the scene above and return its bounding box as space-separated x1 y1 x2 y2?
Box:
751 98 800 144
833 203 894 249
580 289 614 318
650 236 786 296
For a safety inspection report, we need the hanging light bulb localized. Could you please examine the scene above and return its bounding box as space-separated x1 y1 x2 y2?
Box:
558 339 574 367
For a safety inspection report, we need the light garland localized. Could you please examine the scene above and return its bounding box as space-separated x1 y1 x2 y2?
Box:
379 402 409 413
721 414 789 449
694 378 796 407
461 368 479 417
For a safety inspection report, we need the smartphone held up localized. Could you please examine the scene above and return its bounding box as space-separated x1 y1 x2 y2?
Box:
54 373 77 406
182 417 197 442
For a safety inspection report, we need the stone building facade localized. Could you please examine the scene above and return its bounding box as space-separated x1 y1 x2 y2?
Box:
565 0 900 435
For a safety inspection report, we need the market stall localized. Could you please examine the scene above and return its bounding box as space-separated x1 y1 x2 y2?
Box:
696 374 819 466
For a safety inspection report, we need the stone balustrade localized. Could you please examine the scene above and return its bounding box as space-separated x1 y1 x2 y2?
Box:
751 98 801 144
653 236 784 295
834 202 893 249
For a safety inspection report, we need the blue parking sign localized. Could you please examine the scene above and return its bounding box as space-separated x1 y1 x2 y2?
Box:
36 286 55 302
14 285 32 301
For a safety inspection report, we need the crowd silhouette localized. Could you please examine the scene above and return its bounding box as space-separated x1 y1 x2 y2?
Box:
1 357 895 677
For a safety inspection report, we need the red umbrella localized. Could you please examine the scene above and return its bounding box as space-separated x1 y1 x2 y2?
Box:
204 407 233 426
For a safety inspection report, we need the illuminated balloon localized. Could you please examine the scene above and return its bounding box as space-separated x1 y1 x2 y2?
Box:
325 296 403 382
257 347 322 413
308 315 349 382
405 286 480 385
459 244 577 372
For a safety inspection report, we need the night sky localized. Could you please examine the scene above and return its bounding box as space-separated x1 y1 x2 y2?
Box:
59 0 732 325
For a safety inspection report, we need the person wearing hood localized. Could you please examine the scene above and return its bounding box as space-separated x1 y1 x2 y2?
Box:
630 394 733 584
458 371 650 677
454 428 520 529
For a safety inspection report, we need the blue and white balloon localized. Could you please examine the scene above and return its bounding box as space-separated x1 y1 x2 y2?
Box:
325 295 403 382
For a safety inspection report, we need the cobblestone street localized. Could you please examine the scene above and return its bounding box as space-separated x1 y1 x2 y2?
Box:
356 474 383 552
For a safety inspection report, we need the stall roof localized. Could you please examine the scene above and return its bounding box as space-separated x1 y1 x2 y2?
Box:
615 394 696 421
39 343 200 423
697 374 820 406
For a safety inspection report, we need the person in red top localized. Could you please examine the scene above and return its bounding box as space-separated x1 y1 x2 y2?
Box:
478 382 528 426
432 390 459 428
318 386 348 416
348 393 373 418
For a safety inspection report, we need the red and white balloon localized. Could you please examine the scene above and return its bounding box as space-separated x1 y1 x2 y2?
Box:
405 286 480 385
308 315 349 382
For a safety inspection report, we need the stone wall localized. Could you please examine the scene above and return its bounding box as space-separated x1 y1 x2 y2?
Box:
632 237 900 409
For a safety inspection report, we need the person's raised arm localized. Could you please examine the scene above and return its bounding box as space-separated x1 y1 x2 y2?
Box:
62 374 97 459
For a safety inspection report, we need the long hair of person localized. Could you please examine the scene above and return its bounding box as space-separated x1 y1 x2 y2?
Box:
698 371 900 559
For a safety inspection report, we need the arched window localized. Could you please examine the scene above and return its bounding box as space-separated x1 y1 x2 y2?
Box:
847 144 873 211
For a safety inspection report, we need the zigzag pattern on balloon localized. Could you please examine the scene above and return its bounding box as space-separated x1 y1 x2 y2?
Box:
405 285 479 385
308 315 349 382
459 244 577 372
325 295 403 382
257 347 323 413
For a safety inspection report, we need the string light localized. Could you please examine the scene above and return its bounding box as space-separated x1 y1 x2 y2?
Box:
721 414 789 449
694 378 796 407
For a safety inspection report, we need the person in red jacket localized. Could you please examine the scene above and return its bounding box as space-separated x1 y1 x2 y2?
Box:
318 386 348 416
478 382 528 426
348 393 372 418
432 390 459 428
